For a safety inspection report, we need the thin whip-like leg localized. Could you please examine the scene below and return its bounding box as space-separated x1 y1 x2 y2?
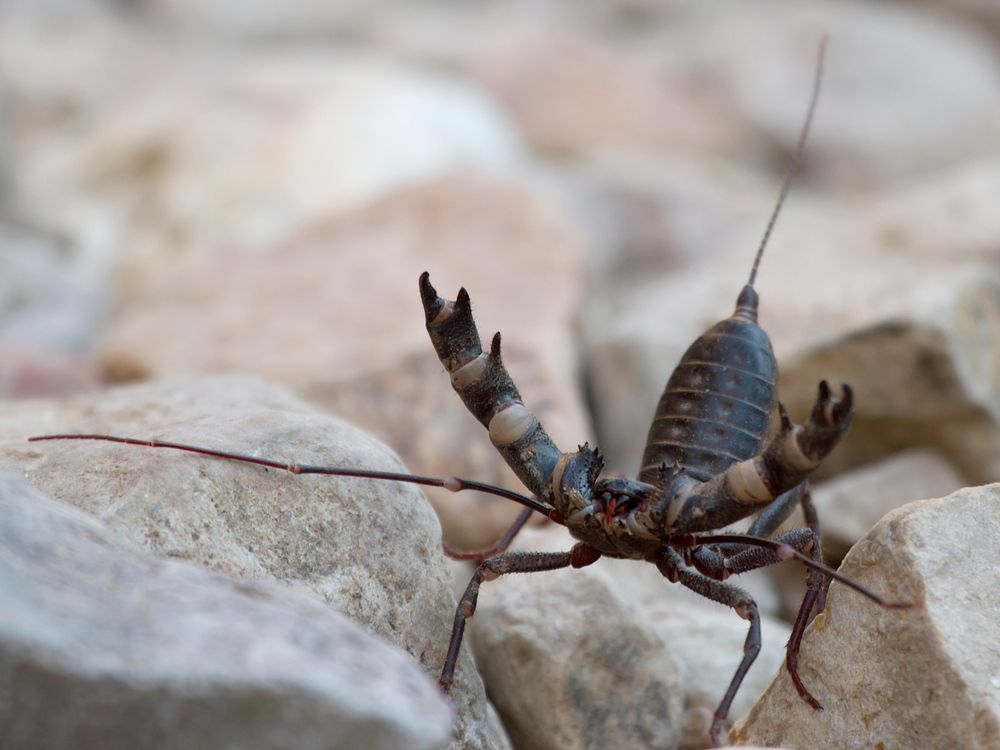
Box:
27 434 555 516
442 507 535 562
674 532 912 610
656 548 760 747
715 528 825 709
439 544 601 693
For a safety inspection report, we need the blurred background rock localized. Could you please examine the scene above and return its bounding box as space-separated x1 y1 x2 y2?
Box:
2 1 999 747
2 0 998 547
4 0 997 547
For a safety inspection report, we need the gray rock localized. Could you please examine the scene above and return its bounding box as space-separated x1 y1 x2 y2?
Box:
0 376 511 750
0 223 105 398
644 597 789 750
731 484 1000 749
0 473 451 750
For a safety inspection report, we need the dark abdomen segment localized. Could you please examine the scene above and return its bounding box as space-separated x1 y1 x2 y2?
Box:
639 316 777 484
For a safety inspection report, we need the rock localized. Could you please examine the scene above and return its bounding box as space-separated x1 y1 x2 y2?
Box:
542 152 775 288
367 8 743 160
136 0 404 39
673 0 1000 189
469 526 791 750
730 484 1000 749
646 597 789 750
0 223 107 351
10 45 523 277
100 175 589 549
860 157 1000 264
469 526 683 750
468 30 736 159
585 208 1000 485
0 473 451 750
0 376 511 750
0 343 98 399
789 449 966 561
0 223 105 397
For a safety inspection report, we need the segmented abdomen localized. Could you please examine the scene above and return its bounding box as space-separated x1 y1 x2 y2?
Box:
639 317 777 485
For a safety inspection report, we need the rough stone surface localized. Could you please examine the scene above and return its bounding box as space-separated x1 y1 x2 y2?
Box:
731 484 1000 749
786 449 965 560
469 526 791 750
0 376 511 750
100 175 589 549
0 474 451 750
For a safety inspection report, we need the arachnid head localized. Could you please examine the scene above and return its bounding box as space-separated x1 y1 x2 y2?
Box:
592 476 658 526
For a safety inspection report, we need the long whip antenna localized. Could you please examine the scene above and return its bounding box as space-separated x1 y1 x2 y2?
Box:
748 34 829 288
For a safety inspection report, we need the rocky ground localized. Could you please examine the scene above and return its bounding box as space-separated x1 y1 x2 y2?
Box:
1 1 999 749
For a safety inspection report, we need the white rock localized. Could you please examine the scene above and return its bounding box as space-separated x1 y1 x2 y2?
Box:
0 376 511 750
731 484 1000 748
0 473 451 750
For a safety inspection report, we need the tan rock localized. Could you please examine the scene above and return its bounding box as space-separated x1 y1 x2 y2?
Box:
100 175 589 548
861 157 1000 264
470 527 683 750
0 376 511 750
674 0 1000 189
469 526 790 750
731 484 1000 749
470 30 736 159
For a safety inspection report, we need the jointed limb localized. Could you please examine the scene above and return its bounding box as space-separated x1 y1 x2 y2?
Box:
439 544 601 693
442 506 535 562
656 547 760 747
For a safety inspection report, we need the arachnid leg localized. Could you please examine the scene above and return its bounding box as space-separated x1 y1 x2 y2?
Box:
798 486 828 615
747 482 808 538
439 544 601 693
656 548 760 748
442 507 534 563
666 382 852 533
703 527 826 710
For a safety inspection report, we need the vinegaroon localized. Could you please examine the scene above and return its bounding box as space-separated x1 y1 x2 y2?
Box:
30 36 911 746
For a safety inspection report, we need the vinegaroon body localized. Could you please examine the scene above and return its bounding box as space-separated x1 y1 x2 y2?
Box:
30 37 910 746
